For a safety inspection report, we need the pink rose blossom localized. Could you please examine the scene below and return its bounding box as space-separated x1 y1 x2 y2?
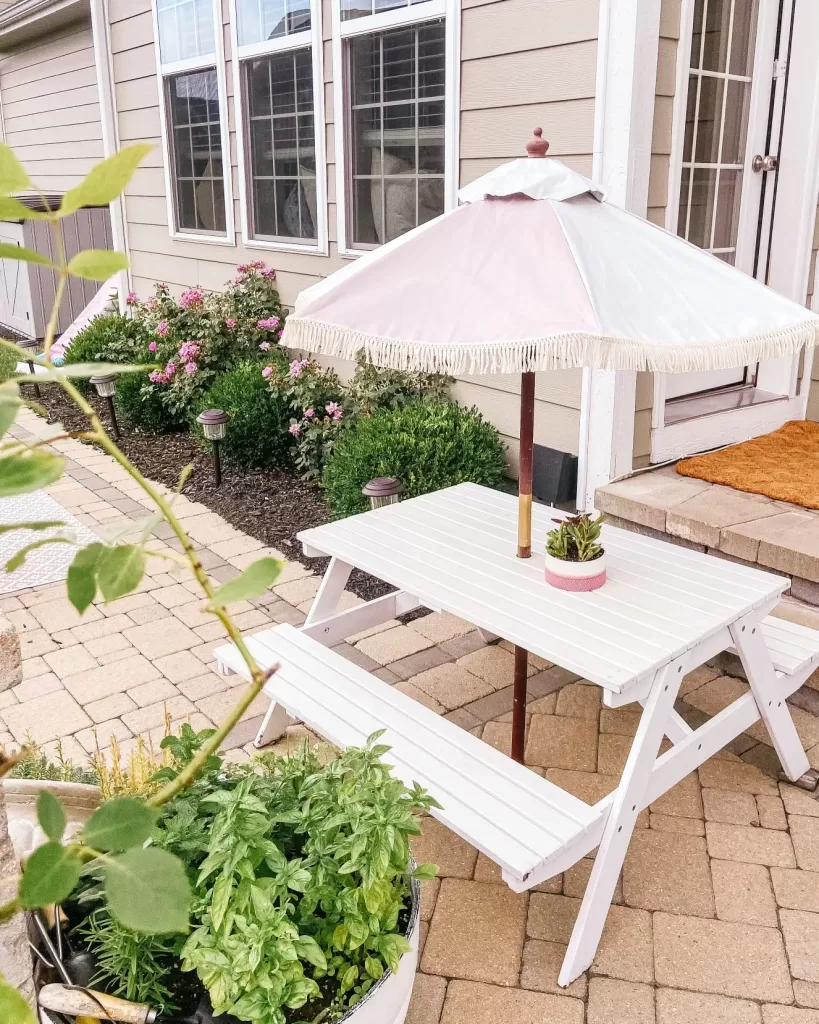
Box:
325 402 342 417
149 370 167 383
146 297 157 311
304 407 314 418
262 365 274 379
180 288 204 308
126 291 139 306
225 318 237 329
178 341 201 360
262 268 276 280
259 341 271 351
288 423 301 436
184 361 198 374
148 341 157 353
289 358 310 378
165 362 177 376
157 320 169 337
258 316 280 331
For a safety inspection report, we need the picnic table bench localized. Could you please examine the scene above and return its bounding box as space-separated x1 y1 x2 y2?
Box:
216 483 819 986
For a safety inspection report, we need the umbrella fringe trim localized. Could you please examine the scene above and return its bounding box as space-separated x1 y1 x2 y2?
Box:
283 317 818 376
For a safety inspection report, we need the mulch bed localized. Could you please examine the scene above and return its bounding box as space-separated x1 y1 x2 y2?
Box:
31 382 394 603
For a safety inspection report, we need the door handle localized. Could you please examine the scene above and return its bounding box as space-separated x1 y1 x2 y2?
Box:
752 154 779 172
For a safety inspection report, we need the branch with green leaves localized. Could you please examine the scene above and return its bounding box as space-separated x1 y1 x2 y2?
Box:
0 143 288 1017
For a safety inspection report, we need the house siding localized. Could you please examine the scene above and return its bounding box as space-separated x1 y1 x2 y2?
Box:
109 0 600 470
0 19 103 193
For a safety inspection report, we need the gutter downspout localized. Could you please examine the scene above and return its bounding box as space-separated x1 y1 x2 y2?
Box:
89 0 129 313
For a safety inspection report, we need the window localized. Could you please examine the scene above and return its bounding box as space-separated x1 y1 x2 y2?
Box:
676 0 758 264
231 0 327 251
334 0 456 255
153 0 233 240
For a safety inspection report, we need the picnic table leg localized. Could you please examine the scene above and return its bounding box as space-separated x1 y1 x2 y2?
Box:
731 618 810 782
512 646 528 762
304 557 353 627
558 655 687 987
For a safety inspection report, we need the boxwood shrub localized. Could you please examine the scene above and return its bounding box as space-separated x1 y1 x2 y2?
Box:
115 370 189 434
323 399 507 517
193 356 294 470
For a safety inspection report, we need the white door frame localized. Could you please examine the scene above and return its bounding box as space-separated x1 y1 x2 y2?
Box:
577 0 661 510
649 0 819 464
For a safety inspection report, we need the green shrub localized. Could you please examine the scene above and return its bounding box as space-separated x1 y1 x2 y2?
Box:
115 370 187 434
0 343 17 383
194 356 293 470
323 400 507 517
62 312 144 366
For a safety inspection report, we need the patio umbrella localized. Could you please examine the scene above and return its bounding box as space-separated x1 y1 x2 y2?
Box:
283 130 819 761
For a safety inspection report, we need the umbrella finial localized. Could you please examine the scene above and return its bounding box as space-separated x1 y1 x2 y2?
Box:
526 128 549 159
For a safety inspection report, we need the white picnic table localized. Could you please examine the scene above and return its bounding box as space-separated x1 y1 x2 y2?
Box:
216 482 819 987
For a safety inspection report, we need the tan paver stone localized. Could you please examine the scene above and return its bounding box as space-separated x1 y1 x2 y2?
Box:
4 689 91 744
795 982 819 1009
526 714 597 771
680 663 720 697
75 718 132 753
519 940 587 998
420 878 440 922
791 816 819 871
712 859 777 925
706 821 796 867
758 794 788 830
43 645 98 679
771 868 819 912
98 593 157 616
355 625 434 666
555 683 601 720
124 618 200 659
153 650 210 683
21 657 48 680
178 672 229 701
456 646 516 688
563 857 622 903
480 721 511 755
781 909 819 981
232 609 271 632
153 584 195 609
128 678 179 707
655 989 762 1024
720 510 815 563
600 707 642 736
408 663 493 710
686 674 748 718
127 603 173 626
595 469 712 530
762 1009 819 1024
412 818 477 878
782 785 819 818
545 767 617 804
71 613 134 642
394 680 446 714
440 980 584 1024
19 629 58 659
63 654 161 703
122 694 196 734
420 879 527 985
623 830 714 915
209 536 263 559
84 693 137 724
698 757 778 794
406 974 447 1024
410 612 474 644
667 487 781 548
587 978 654 1024
653 912 793 1003
274 576 321 606
83 633 133 658
597 732 633 774
650 813 705 836
650 773 703 818
197 685 268 724
703 788 759 825
30 598 102 633
11 673 63 703
181 512 243 546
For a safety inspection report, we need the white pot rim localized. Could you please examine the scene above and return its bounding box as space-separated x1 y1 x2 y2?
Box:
543 550 607 578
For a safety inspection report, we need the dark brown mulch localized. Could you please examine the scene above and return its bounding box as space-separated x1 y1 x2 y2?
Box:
31 382 394 602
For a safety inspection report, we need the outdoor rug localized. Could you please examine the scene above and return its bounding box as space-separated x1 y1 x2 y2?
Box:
676 419 819 509
0 491 99 595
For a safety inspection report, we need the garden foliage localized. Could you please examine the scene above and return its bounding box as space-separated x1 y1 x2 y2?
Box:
545 513 604 562
323 399 507 517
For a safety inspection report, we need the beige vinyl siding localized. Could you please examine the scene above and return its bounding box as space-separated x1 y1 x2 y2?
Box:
112 0 600 466
0 20 103 192
805 204 819 421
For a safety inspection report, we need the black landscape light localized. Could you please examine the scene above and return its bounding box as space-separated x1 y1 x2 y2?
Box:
197 408 229 487
90 373 120 440
362 476 403 509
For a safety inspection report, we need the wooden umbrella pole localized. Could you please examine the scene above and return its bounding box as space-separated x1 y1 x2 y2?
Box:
512 369 536 762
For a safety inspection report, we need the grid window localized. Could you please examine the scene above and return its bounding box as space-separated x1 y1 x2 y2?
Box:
348 20 445 247
236 0 311 45
341 0 433 21
167 70 227 234
244 50 317 241
677 0 758 265
156 0 216 63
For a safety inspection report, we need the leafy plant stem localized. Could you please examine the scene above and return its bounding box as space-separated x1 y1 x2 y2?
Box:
0 897 20 923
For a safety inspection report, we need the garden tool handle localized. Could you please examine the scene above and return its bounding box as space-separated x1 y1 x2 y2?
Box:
38 984 157 1024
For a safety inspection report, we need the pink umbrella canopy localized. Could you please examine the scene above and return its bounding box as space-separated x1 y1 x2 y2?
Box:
284 140 818 376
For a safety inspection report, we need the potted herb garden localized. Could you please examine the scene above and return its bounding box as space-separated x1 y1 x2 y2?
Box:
544 513 606 591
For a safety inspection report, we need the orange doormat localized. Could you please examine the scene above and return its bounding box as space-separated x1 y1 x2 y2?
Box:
676 419 819 509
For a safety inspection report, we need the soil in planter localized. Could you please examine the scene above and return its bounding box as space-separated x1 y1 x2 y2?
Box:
33 384 400 604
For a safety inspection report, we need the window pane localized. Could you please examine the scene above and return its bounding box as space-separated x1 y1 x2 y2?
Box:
730 0 759 75
236 0 310 46
687 168 717 248
712 169 742 249
722 79 752 164
166 69 227 235
341 0 434 20
157 0 215 63
243 50 317 242
693 75 723 163
702 0 732 72
349 21 445 246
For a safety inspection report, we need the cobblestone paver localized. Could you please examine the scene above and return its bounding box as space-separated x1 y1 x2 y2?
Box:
6 407 819 1021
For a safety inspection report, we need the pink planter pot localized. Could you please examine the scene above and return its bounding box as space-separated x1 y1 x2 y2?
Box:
543 551 607 592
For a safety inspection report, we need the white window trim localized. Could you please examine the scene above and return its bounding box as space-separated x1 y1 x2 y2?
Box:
151 0 236 246
229 0 329 255
331 0 460 259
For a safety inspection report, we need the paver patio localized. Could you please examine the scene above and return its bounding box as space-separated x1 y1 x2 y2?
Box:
5 406 819 1021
